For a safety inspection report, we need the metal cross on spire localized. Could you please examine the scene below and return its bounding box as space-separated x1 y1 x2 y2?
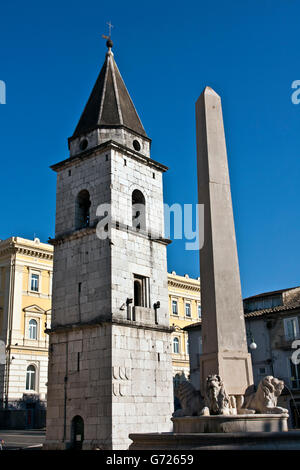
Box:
102 21 114 39
102 21 114 49
107 21 114 38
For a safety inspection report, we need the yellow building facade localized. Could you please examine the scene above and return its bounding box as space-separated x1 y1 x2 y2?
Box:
167 271 201 383
0 237 53 427
0 237 200 426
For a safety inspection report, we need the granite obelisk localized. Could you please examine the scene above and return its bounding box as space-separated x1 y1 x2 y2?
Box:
196 87 253 397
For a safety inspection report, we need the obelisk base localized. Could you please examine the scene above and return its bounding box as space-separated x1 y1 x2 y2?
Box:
200 351 254 396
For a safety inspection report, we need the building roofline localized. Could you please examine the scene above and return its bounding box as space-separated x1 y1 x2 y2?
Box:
0 237 53 260
183 321 202 331
243 286 300 301
244 303 300 319
167 272 200 295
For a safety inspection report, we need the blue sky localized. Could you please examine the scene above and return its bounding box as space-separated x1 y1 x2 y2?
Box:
0 0 299 298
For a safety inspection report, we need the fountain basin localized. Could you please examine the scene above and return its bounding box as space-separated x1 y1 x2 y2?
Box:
172 413 289 433
129 430 300 450
129 414 296 450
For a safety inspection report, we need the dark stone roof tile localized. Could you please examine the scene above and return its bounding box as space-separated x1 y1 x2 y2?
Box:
73 50 147 138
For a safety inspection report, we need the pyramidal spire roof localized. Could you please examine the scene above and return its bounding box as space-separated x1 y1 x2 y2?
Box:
72 41 147 139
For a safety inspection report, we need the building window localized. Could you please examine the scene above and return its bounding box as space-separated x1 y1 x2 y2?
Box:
26 365 36 391
133 274 150 307
198 304 202 318
284 317 299 340
185 302 191 317
132 189 146 231
172 300 178 315
290 359 300 389
29 319 37 340
173 337 180 354
186 338 189 355
259 367 266 375
30 273 39 292
75 189 91 230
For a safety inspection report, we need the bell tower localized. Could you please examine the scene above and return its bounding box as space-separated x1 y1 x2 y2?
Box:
44 39 174 450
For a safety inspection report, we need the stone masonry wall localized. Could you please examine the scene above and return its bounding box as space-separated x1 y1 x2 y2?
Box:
45 324 113 450
52 236 111 327
45 323 173 450
55 151 111 237
111 324 173 449
46 135 173 449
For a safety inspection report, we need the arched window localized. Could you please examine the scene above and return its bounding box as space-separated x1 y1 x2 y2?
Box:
132 190 146 231
26 365 36 391
173 337 180 354
29 319 37 340
75 190 91 230
71 415 84 450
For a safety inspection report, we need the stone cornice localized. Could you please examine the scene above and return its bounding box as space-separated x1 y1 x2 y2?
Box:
69 124 152 145
9 345 49 354
15 246 53 260
51 140 168 173
50 221 171 247
0 240 53 261
47 317 175 335
168 279 200 292
49 225 98 245
23 304 47 314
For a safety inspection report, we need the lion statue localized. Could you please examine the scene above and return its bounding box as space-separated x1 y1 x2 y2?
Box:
241 376 288 414
205 374 235 415
173 381 207 417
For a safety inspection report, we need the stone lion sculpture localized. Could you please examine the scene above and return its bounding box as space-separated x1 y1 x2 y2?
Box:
173 381 207 417
241 376 288 414
205 374 235 415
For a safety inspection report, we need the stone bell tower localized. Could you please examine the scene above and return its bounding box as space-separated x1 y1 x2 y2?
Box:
44 39 173 450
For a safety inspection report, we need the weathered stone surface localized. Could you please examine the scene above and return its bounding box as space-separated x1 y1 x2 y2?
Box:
172 414 289 433
196 87 253 395
241 376 289 414
173 381 205 417
205 374 235 415
45 47 173 450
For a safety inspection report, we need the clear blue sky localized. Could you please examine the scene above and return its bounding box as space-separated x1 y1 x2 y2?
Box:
0 0 299 298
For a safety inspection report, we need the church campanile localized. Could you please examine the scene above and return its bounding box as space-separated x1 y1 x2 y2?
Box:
44 39 174 450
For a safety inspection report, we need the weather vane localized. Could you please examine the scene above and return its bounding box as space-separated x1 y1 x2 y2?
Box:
102 21 114 40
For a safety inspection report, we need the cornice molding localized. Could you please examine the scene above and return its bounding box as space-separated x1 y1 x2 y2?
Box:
23 304 46 314
51 221 171 247
0 243 53 261
168 279 200 292
51 140 168 173
47 317 175 335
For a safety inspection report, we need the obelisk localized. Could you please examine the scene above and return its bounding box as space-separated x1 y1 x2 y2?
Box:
196 87 253 397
